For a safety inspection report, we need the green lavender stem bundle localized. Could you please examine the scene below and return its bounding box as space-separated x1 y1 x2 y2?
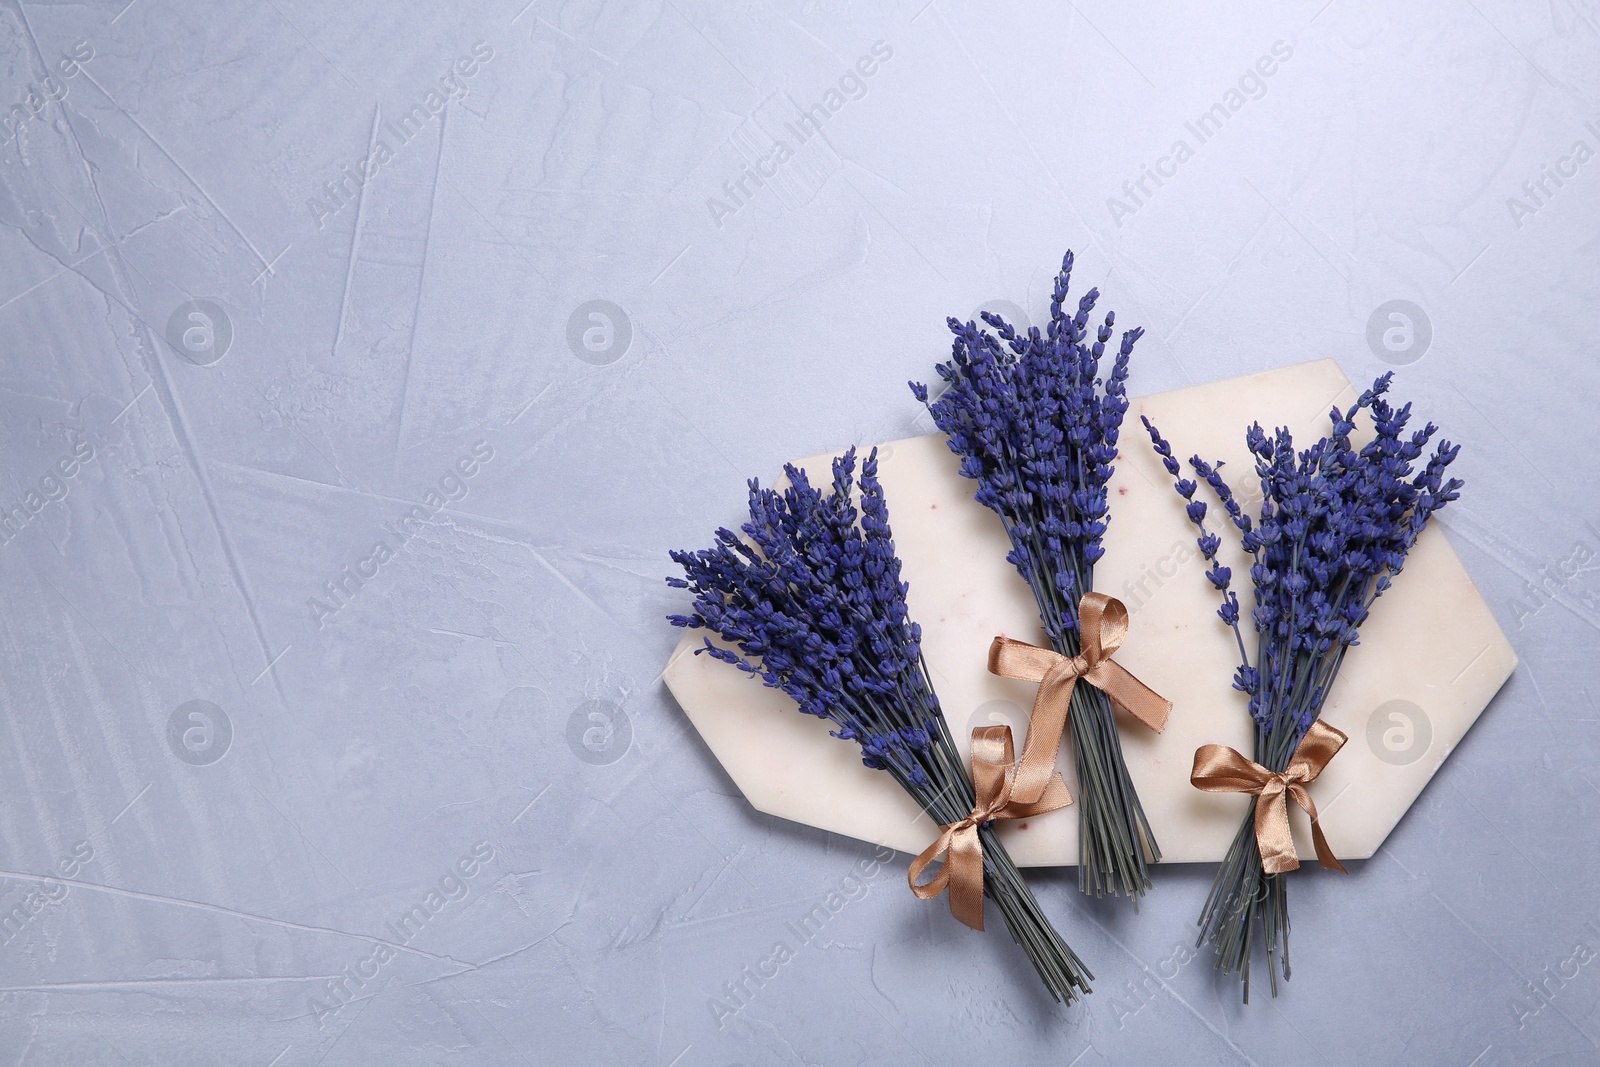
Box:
913 251 1158 902
668 448 1093 1001
1143 372 1463 998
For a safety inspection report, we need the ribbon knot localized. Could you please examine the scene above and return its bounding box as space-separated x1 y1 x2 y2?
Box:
988 592 1173 805
1051 654 1092 682
1189 720 1349 875
907 725 1071 931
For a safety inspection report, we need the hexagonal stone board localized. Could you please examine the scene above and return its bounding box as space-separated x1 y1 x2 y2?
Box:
662 359 1517 866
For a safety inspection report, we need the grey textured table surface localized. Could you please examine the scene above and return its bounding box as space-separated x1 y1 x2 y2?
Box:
0 1 1595 1064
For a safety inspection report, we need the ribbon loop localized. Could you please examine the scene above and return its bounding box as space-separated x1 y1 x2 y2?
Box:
1190 720 1349 875
907 725 1071 931
988 592 1173 805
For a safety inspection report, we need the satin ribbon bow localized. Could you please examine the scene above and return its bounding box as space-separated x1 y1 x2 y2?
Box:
907 725 1072 931
1190 720 1349 875
987 592 1173 805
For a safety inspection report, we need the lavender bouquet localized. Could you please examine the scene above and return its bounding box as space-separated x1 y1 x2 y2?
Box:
912 252 1161 902
667 448 1093 1003
1141 372 1463 999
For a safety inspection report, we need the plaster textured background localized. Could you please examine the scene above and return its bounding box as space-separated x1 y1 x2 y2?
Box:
0 1 1594 1064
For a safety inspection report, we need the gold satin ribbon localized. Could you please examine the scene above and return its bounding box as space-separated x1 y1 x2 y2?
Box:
987 592 1173 806
908 725 1072 931
1190 720 1349 875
